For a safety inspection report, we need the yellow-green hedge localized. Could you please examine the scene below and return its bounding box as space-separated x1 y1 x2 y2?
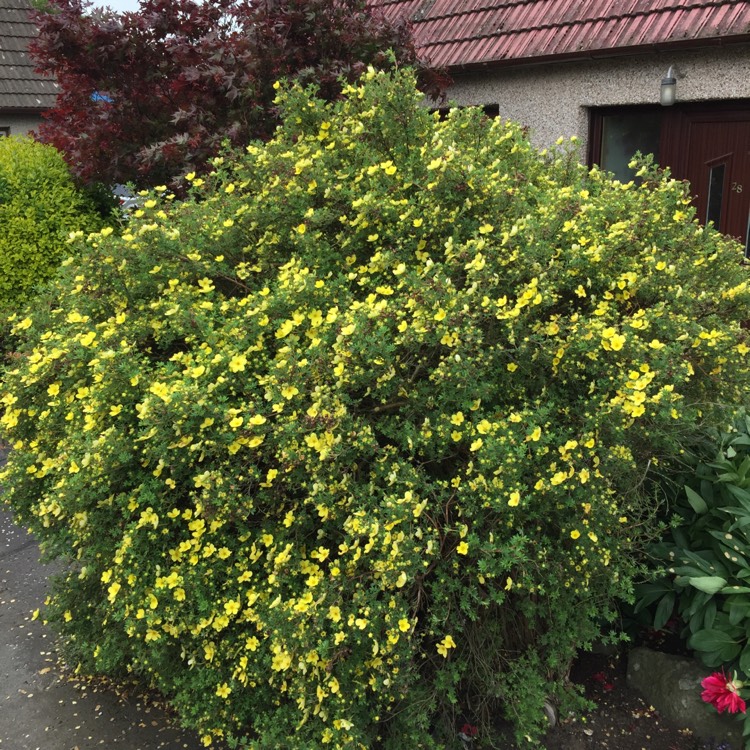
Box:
0 136 104 311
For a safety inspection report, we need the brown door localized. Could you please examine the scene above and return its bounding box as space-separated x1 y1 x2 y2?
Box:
675 112 750 250
591 103 750 255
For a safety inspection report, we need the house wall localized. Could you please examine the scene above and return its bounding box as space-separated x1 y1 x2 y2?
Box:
0 111 44 136
446 43 750 152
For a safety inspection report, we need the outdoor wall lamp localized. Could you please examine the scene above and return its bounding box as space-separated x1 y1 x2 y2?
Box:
660 66 678 106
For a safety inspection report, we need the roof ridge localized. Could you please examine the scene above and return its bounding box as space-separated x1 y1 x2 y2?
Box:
410 0 731 29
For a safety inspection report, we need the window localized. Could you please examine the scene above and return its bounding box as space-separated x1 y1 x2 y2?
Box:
596 110 661 182
432 103 500 120
0 127 9 137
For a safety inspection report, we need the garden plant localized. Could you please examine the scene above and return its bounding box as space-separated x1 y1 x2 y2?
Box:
0 135 105 319
637 411 750 745
1 67 749 748
30 0 442 189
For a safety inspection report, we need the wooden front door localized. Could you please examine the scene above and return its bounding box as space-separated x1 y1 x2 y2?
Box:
670 111 750 249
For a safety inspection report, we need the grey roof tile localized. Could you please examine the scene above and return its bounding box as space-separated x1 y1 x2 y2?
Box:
0 0 57 111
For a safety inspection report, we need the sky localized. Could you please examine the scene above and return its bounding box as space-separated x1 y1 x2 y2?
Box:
88 0 142 13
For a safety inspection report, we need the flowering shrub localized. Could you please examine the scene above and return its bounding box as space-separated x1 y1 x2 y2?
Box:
1 68 749 748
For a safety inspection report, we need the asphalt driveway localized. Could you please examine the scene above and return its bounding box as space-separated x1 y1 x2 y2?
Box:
0 446 206 750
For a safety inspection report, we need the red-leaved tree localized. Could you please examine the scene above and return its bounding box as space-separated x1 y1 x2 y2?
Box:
30 0 444 188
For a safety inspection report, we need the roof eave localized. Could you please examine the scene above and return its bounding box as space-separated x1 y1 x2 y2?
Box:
0 104 49 114
443 34 750 75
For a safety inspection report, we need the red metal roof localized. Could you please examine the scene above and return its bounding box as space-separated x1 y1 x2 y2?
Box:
370 0 750 70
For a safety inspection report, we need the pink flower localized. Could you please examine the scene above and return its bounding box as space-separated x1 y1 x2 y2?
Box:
701 670 747 714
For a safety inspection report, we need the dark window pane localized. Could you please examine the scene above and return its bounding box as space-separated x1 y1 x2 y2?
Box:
706 163 726 228
600 112 661 182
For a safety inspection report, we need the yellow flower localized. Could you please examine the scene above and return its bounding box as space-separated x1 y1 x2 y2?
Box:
398 618 411 632
527 426 542 442
570 530 581 540
508 491 520 507
216 683 232 699
436 635 456 657
271 648 292 671
456 541 469 555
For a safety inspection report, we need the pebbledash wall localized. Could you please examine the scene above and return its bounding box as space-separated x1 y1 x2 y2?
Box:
444 43 750 152
0 111 44 135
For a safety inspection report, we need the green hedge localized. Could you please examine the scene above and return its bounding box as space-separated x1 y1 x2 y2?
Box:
0 136 105 313
1 68 749 749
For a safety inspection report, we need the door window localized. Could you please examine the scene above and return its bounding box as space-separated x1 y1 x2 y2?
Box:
706 161 727 228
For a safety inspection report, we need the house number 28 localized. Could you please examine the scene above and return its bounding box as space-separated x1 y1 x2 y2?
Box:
732 182 743 193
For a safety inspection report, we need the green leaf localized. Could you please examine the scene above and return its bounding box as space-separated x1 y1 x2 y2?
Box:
728 599 750 626
728 484 750 504
719 472 741 484
673 565 714 579
689 628 742 664
633 581 674 612
653 592 675 631
687 576 727 594
740 644 750 677
721 585 750 595
703 599 717 630
685 485 708 514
